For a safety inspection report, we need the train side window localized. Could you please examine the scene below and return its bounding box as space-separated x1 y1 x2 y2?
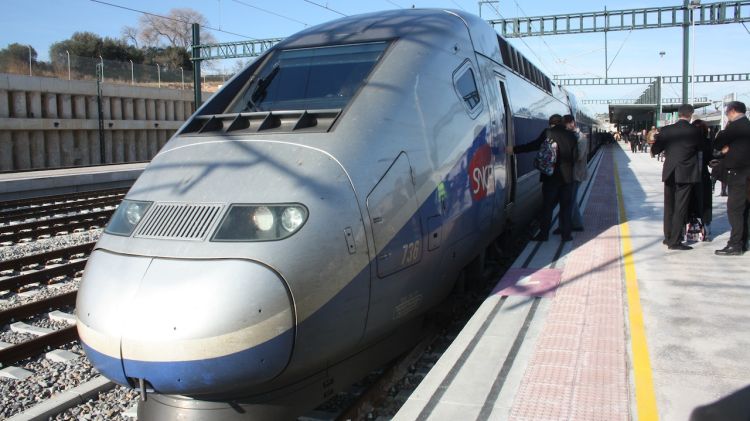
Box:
498 35 512 67
453 62 482 117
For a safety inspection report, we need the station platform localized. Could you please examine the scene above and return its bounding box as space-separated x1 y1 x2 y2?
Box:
396 142 750 421
0 162 145 201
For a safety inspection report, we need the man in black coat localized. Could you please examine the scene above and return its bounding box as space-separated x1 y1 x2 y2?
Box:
508 114 578 242
651 104 703 250
713 101 750 256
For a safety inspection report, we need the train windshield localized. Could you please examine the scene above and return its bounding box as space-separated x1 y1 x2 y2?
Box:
228 42 388 113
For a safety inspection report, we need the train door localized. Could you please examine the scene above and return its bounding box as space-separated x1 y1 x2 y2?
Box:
483 71 514 233
495 77 515 216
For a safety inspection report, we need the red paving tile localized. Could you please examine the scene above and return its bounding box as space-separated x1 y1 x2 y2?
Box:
493 268 563 298
530 349 578 368
509 150 630 420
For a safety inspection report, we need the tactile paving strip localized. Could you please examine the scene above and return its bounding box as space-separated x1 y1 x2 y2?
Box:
509 150 631 420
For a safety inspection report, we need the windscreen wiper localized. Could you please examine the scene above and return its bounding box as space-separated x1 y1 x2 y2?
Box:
246 64 280 111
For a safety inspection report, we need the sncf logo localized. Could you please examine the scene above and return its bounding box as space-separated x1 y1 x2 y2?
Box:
469 144 493 201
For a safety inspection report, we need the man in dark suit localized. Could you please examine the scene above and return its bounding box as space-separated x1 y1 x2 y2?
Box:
651 104 703 250
713 101 750 256
508 114 578 242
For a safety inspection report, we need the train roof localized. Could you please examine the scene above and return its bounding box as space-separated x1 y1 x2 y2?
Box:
275 9 555 96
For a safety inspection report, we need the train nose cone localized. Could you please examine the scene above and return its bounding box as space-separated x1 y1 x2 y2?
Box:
77 250 294 395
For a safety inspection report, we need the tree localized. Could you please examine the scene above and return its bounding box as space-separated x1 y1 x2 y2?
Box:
0 43 37 65
136 8 215 50
142 46 192 71
49 32 143 64
121 25 139 48
0 43 38 74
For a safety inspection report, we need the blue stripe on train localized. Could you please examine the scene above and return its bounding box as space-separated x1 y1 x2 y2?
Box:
83 327 294 395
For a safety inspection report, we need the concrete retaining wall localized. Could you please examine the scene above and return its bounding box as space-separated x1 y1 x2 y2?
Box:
0 73 198 172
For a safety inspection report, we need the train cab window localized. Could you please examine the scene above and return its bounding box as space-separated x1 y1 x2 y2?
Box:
226 42 388 113
453 63 481 116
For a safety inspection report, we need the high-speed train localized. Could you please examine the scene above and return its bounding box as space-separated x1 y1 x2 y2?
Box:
76 8 604 420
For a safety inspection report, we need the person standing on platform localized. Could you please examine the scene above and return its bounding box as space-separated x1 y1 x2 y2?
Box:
650 104 703 250
507 114 578 242
630 132 639 154
563 114 587 232
713 101 750 256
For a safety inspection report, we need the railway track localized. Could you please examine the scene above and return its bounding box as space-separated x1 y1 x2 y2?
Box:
0 187 126 245
0 210 113 244
0 242 95 367
0 188 133 420
0 242 94 292
0 195 124 225
0 188 128 214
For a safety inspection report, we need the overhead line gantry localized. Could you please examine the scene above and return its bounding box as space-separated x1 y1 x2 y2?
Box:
189 1 750 105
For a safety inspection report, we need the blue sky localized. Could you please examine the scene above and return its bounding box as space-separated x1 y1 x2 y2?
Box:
2 0 750 113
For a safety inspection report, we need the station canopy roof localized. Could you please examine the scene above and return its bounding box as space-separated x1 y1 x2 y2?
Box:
608 102 711 126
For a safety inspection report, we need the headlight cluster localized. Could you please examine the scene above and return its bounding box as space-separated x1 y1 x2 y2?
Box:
212 204 308 241
105 200 152 236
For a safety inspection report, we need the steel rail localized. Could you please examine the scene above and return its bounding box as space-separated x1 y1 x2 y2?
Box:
0 291 78 326
0 188 128 212
0 197 123 225
0 242 95 273
0 260 88 292
0 325 78 367
0 212 113 244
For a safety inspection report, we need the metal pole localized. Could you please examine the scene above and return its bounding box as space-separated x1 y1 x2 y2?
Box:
656 76 663 127
180 67 184 89
192 23 202 108
129 60 134 85
96 64 106 164
604 7 608 82
27 45 32 76
691 6 696 105
604 31 608 82
99 55 104 81
682 0 689 104
157 63 161 88
66 50 70 80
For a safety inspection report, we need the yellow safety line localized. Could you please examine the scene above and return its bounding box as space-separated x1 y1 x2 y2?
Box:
613 150 659 421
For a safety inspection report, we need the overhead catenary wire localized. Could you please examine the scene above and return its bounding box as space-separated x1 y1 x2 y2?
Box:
450 0 467 11
88 0 257 40
508 0 566 76
303 0 348 17
384 0 404 9
232 0 309 26
606 30 634 72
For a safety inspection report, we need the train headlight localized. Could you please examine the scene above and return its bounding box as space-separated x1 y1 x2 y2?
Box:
213 204 308 241
281 207 305 232
105 200 152 236
252 206 275 231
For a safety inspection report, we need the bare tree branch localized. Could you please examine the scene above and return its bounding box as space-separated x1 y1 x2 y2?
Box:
136 8 215 49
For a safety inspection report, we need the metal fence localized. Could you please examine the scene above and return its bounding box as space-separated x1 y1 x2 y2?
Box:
0 54 232 90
